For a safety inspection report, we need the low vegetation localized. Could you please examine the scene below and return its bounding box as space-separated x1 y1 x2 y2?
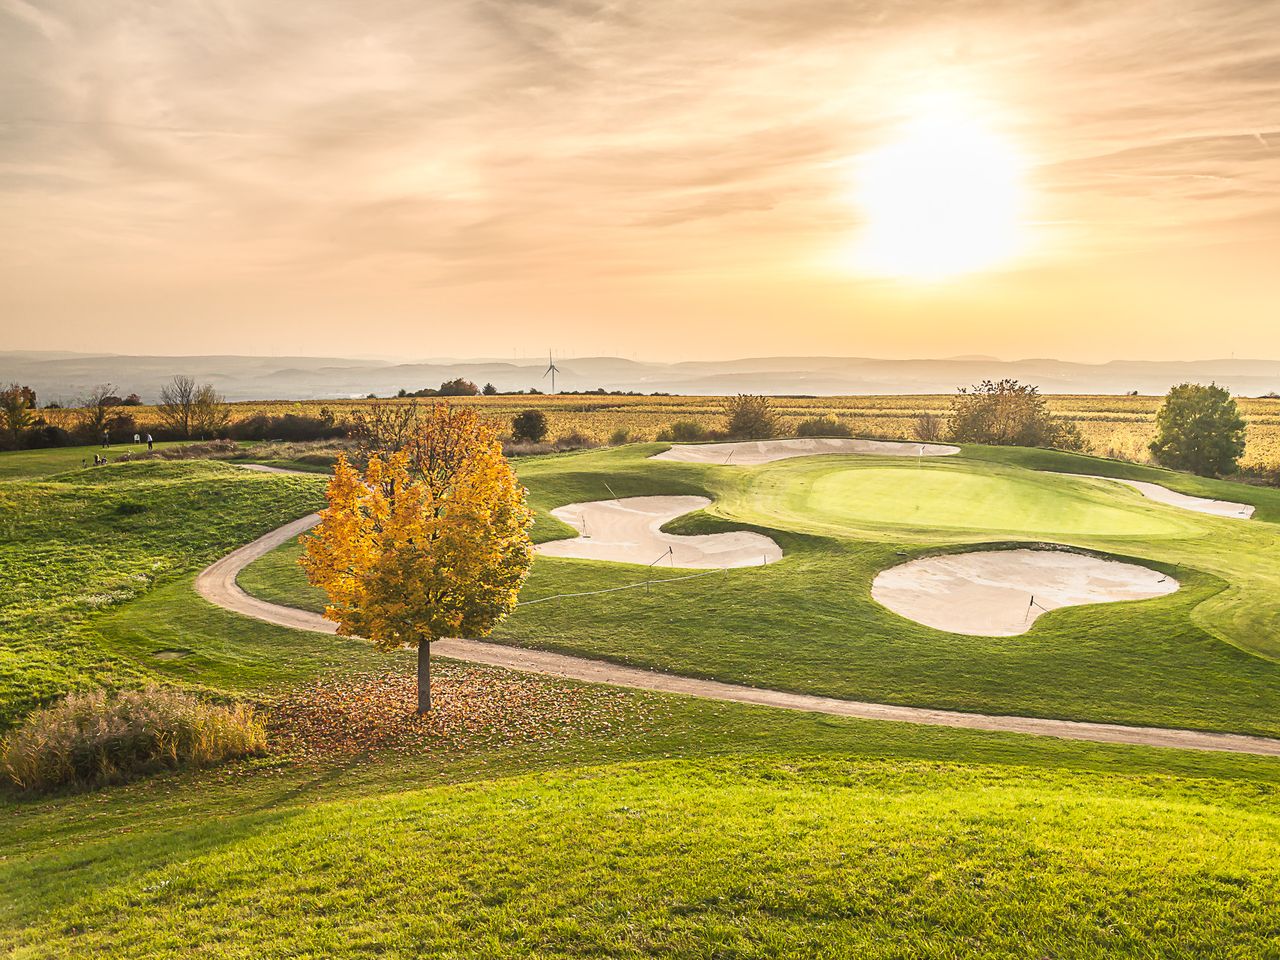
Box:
2 685 265 792
947 379 1084 450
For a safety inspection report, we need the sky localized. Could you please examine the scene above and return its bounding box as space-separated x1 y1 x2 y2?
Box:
1 0 1278 362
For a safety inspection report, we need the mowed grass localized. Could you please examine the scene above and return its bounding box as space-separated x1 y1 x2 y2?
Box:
4 449 1280 957
5 753 1278 959
241 444 1280 736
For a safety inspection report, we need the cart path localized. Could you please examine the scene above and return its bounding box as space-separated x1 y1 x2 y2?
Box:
203 467 1280 757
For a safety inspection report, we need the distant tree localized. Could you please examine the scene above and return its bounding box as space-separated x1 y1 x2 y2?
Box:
723 395 781 440
946 380 1084 450
191 383 231 438
396 388 408 398
0 384 35 446
482 382 498 396
301 405 533 713
1149 383 1246 476
437 378 479 397
120 393 143 406
511 409 549 443
794 415 852 438
914 412 945 442
366 393 378 400
157 375 198 438
75 384 120 439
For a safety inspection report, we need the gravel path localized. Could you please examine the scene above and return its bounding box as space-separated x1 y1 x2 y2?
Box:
199 465 1280 757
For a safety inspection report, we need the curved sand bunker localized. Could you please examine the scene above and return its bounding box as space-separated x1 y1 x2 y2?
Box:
653 437 959 465
872 548 1178 636
536 495 781 569
1081 475 1254 520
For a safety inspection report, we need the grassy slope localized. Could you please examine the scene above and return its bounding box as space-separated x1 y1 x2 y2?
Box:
242 445 1280 736
0 460 326 726
0 442 216 480
4 453 1280 957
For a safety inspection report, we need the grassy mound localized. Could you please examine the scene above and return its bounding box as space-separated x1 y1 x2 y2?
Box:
0 460 325 727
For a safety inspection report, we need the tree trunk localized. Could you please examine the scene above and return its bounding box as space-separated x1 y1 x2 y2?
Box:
416 640 431 714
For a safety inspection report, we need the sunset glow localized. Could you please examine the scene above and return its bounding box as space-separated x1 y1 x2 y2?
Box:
850 105 1028 281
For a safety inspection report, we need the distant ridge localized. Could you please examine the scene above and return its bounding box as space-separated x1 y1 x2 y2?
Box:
3 351 1280 403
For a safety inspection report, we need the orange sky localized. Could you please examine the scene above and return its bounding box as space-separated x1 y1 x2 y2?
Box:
1 0 1278 361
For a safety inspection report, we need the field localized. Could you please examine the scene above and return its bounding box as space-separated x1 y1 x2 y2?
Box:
36 393 1280 471
3 441 1279 956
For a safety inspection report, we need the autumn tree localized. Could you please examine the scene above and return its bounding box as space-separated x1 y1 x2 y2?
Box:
1149 382 1246 476
157 375 198 438
301 404 533 713
75 383 119 439
947 379 1084 450
0 384 35 447
191 383 231 438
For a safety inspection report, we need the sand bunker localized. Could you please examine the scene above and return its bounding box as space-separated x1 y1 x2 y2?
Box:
536 495 781 569
871 548 1177 636
652 437 959 465
1080 475 1254 520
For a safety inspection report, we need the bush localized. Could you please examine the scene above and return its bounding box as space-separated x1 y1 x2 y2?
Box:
794 416 853 438
723 395 782 440
609 427 632 445
914 412 945 442
656 420 713 442
511 409 549 443
228 413 347 442
947 380 1083 451
2 686 266 793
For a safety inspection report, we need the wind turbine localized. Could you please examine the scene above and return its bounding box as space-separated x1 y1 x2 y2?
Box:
543 351 560 394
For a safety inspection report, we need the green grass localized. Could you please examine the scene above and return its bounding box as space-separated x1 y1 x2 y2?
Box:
240 444 1280 736
3 745 1277 958
4 448 1280 957
0 460 325 726
0 441 216 480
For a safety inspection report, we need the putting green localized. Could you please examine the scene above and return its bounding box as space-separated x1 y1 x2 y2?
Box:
729 460 1188 540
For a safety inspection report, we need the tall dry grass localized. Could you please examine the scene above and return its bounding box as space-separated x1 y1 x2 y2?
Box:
2 685 266 793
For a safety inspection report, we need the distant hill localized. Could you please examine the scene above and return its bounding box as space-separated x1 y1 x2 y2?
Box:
4 351 1280 403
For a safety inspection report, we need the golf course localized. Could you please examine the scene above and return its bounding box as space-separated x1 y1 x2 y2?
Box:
3 439 1279 957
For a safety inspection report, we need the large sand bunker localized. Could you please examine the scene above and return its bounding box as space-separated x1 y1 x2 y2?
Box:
536 495 781 569
1080 475 1254 520
653 437 959 465
872 548 1178 636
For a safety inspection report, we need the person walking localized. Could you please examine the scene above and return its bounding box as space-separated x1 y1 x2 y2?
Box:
145 433 153 451
101 430 109 448
133 432 141 445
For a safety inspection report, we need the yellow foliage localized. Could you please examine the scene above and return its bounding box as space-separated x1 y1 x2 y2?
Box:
300 405 533 651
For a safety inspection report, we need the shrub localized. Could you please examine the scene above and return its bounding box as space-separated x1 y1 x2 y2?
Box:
656 420 713 442
553 431 596 451
947 379 1084 451
228 413 346 442
794 416 853 438
2 686 266 793
511 409 549 443
914 412 945 442
1149 382 1247 476
609 427 632 445
723 394 782 440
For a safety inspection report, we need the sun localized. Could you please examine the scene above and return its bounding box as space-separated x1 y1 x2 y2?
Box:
848 103 1029 281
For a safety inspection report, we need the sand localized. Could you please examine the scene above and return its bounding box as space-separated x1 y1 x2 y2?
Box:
1081 475 1254 519
652 437 959 465
872 548 1178 637
536 495 782 568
